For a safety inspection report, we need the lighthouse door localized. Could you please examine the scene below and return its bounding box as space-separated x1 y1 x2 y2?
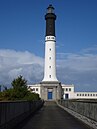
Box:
48 92 52 99
48 89 53 100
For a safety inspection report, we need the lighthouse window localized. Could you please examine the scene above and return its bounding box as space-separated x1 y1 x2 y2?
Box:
49 75 51 78
49 57 51 60
49 66 51 68
49 48 51 51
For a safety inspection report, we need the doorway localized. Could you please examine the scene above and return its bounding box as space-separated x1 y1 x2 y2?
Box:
65 94 69 99
48 91 52 100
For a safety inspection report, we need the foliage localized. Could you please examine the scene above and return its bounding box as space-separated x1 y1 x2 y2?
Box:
11 75 27 90
0 75 40 101
23 91 40 101
0 92 3 101
0 88 14 100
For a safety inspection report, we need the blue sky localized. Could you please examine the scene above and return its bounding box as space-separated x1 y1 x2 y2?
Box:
0 0 97 91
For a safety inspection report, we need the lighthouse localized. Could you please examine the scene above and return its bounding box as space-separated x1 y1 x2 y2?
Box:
42 4 58 82
40 5 62 100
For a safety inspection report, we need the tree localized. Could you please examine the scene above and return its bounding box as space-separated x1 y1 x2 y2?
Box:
11 75 28 99
12 75 27 90
0 75 40 101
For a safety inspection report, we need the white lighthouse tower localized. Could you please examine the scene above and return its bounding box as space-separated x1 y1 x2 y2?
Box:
40 5 62 100
42 5 58 82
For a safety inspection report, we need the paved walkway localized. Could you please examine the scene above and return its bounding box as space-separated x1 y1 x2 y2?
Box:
17 101 91 129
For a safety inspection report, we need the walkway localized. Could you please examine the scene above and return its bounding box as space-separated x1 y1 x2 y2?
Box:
16 101 91 129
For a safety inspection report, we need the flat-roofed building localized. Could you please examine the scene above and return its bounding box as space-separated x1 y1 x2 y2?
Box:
28 84 97 99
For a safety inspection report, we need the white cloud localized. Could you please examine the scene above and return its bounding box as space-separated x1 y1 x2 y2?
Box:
82 45 97 53
0 49 44 87
0 46 97 92
57 46 97 91
57 53 97 71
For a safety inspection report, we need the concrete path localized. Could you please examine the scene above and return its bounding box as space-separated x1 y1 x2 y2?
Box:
17 101 91 129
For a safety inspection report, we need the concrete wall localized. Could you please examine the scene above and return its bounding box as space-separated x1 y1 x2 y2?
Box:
0 100 44 129
58 100 97 129
40 82 62 100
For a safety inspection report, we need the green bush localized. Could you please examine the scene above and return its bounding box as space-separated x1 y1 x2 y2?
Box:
23 92 40 101
0 75 40 101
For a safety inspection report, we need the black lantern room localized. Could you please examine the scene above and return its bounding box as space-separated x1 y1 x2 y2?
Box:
45 4 56 36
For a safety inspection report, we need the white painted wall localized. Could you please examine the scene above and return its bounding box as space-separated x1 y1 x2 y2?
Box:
62 84 75 99
74 92 97 99
28 84 41 97
42 36 58 82
28 84 97 99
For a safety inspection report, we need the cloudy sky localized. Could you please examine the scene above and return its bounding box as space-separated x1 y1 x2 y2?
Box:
0 0 97 91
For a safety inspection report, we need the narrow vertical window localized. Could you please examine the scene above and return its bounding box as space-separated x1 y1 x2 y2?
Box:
49 48 51 51
49 66 51 68
66 88 68 91
49 57 51 60
36 88 38 91
32 88 35 91
49 75 51 78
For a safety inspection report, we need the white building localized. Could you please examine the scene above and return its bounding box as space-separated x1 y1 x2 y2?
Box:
28 84 97 99
28 84 41 96
62 84 75 99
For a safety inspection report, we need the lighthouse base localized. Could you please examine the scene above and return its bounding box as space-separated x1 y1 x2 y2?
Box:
40 81 62 101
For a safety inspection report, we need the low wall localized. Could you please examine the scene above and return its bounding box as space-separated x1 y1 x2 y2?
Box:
0 100 44 129
58 100 97 129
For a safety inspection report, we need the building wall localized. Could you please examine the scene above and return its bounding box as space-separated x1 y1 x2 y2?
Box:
28 84 97 99
62 84 75 99
40 86 57 100
40 82 62 100
28 84 41 97
75 92 97 99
